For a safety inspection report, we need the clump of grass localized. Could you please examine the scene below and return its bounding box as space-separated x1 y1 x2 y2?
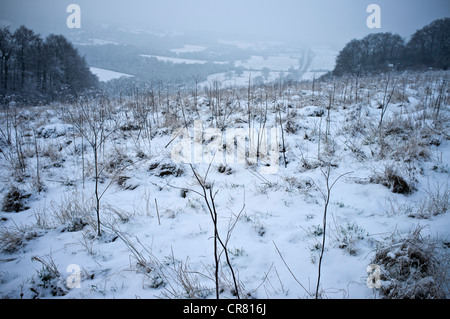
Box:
171 262 212 299
285 117 302 134
283 176 315 193
370 165 415 195
217 164 233 175
409 182 449 219
0 224 40 253
33 193 95 233
149 160 183 177
1 186 31 213
331 218 367 256
30 255 68 297
308 224 324 237
116 175 138 190
106 153 133 174
371 226 448 299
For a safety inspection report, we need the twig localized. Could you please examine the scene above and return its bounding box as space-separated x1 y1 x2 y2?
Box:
155 198 161 226
190 163 241 299
315 166 352 298
273 241 313 297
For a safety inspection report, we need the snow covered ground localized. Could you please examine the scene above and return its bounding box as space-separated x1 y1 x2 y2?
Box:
200 70 327 88
139 54 230 65
140 54 211 65
199 45 337 87
90 67 134 82
76 39 120 46
0 70 448 299
170 45 207 54
235 55 300 71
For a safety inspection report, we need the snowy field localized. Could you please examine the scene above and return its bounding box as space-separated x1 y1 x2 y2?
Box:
140 54 218 65
85 42 338 88
76 39 120 46
212 45 336 86
90 67 134 82
200 70 327 88
170 45 207 54
0 70 448 299
235 55 301 71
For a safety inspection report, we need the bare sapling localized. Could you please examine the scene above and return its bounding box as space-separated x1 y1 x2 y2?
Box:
12 108 26 174
256 91 269 161
191 74 201 117
68 99 115 237
433 78 446 124
325 89 333 144
33 128 42 193
378 73 397 155
314 164 352 298
278 106 287 168
190 164 243 299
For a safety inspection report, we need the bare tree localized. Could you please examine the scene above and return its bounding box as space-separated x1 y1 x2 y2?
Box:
314 164 351 298
68 98 115 237
190 164 244 299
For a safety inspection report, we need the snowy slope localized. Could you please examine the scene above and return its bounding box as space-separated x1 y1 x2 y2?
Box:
0 70 448 299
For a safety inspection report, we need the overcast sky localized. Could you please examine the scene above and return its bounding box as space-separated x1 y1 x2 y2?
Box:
1 0 449 46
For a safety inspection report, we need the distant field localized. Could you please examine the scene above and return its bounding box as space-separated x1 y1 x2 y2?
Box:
90 67 134 82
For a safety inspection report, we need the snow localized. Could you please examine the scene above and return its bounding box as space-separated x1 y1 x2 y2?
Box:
235 55 300 71
199 70 325 88
218 40 259 50
170 45 207 54
36 124 74 139
233 46 337 73
199 71 272 87
76 39 119 46
139 54 227 65
218 39 279 50
198 46 337 87
90 67 134 82
0 70 449 299
140 54 209 65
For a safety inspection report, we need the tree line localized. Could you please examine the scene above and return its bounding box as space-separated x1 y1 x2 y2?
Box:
0 25 99 105
332 18 450 76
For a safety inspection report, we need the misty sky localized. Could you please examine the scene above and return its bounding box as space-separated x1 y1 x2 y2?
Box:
1 0 449 46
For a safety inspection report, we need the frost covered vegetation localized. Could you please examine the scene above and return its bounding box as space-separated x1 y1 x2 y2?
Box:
0 66 448 299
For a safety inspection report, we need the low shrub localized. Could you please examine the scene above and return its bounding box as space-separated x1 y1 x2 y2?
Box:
370 166 415 195
1 186 31 213
149 160 183 177
371 227 448 298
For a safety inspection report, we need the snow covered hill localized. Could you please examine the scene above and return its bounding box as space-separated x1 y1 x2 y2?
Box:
0 70 448 299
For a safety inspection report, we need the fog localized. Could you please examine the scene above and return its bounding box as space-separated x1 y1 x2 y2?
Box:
1 0 449 46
